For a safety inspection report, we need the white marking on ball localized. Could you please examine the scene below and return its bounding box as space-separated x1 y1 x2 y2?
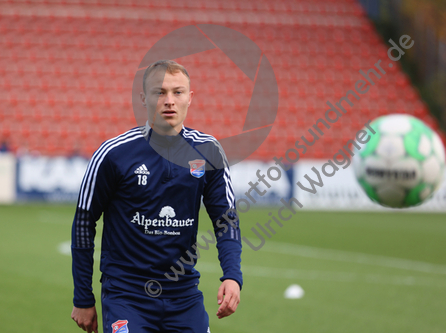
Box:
379 115 412 134
420 187 432 201
376 184 405 207
418 134 431 157
376 135 405 159
422 155 441 183
432 133 445 162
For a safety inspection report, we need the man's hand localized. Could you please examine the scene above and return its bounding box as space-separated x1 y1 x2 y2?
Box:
216 279 240 319
71 306 98 333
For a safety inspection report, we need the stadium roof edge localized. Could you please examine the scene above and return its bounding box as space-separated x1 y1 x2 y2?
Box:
0 3 366 27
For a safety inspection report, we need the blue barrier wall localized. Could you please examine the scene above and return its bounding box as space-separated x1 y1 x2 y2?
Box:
8 155 446 212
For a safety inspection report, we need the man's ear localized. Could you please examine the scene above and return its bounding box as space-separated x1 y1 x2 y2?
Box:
140 92 147 107
188 91 194 107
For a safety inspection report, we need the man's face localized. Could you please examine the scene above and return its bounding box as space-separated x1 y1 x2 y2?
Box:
140 70 193 136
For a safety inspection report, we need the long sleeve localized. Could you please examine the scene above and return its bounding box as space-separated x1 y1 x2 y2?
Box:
202 144 243 289
71 148 117 308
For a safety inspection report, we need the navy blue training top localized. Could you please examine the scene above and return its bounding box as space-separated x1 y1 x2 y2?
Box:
71 126 242 308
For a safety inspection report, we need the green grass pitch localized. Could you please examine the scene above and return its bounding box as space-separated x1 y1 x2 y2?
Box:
1 204 445 332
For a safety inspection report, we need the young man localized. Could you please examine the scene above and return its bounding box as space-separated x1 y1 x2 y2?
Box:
71 60 242 333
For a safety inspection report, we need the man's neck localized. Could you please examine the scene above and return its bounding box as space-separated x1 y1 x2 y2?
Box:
151 125 182 137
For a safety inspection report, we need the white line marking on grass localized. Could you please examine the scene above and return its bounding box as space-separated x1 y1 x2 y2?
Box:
257 239 446 276
198 262 356 282
197 262 446 287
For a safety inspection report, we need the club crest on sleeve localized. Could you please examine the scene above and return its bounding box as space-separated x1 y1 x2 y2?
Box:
188 159 205 178
112 320 129 333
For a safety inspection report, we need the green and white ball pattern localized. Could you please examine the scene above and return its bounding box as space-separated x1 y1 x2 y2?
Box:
353 114 445 208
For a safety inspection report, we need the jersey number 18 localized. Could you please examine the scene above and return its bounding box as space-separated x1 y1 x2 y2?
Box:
137 175 147 185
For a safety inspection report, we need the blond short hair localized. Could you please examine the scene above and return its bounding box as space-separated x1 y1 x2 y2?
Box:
142 60 190 93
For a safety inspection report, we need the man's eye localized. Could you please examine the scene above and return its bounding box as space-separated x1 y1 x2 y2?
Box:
175 91 182 94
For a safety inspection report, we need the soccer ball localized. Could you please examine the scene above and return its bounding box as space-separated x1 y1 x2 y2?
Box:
353 114 445 208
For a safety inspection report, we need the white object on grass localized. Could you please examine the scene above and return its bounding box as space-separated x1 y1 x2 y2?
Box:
284 284 304 299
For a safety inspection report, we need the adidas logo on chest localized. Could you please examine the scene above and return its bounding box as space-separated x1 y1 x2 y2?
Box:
134 164 151 175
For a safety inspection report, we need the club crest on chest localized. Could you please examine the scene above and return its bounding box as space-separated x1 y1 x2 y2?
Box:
188 159 206 178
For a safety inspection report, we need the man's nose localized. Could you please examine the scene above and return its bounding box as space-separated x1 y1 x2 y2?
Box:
164 92 174 105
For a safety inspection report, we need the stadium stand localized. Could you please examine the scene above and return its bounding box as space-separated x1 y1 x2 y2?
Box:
0 0 443 158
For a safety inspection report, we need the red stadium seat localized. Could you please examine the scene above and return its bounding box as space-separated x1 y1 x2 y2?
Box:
0 1 442 158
